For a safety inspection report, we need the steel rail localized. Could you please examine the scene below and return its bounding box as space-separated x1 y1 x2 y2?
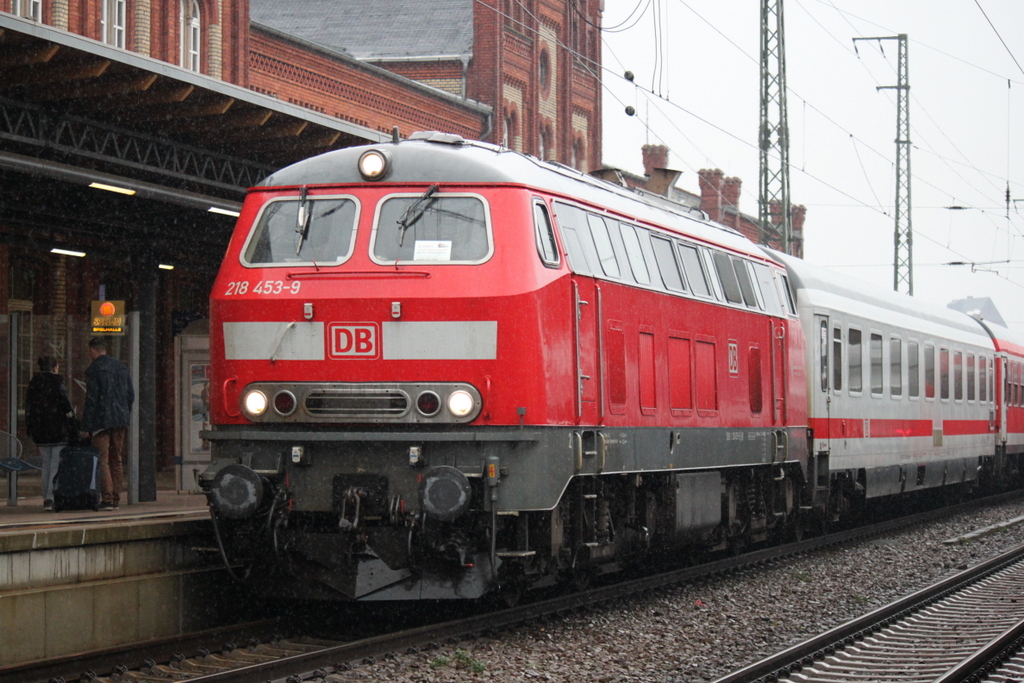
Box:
712 542 1024 683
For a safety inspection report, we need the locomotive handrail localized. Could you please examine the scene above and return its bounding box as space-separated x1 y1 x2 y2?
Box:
201 429 543 442
222 376 240 417
285 270 431 279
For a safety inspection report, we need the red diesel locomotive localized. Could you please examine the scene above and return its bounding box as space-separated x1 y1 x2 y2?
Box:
201 132 1020 601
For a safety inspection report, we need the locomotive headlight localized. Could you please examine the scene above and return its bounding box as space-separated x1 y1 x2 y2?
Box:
358 149 390 180
243 390 268 417
447 390 475 418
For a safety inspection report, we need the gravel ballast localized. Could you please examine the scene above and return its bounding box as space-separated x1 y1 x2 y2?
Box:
335 497 1024 682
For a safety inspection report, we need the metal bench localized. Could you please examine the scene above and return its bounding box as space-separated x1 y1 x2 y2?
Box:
1 430 39 506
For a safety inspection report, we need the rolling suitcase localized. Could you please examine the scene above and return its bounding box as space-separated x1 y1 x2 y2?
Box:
53 446 101 512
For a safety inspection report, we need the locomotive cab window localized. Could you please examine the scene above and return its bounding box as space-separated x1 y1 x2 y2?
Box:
242 195 358 266
372 192 492 264
533 200 560 267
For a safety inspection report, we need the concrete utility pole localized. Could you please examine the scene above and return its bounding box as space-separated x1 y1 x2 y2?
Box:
854 34 912 295
758 0 792 254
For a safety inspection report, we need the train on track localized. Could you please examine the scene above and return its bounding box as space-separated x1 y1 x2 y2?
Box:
200 131 1024 601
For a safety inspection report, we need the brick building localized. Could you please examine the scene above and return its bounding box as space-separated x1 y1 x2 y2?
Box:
249 0 604 170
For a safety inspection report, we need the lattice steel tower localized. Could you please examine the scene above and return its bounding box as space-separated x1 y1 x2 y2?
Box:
855 34 912 295
758 0 792 254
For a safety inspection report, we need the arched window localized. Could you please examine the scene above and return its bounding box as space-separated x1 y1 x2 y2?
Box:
180 0 201 72
14 0 42 22
503 114 514 149
101 0 126 48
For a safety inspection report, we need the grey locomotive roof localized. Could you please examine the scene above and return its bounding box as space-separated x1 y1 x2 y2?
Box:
249 0 474 61
256 134 765 259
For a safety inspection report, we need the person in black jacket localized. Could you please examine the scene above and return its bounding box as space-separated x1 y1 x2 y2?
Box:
26 356 75 511
80 337 135 510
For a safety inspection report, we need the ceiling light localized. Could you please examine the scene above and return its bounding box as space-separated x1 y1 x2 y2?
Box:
89 182 136 195
51 248 86 257
209 207 241 217
158 264 174 270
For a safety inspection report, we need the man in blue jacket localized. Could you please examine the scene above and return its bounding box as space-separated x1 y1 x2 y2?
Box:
80 337 135 510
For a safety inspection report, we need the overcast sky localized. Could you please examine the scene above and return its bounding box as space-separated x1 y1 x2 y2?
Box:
600 0 1024 329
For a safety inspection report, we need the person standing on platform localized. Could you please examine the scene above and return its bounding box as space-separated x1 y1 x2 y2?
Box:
80 337 135 510
25 356 75 511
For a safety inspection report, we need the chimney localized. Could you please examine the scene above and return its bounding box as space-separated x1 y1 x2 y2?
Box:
721 176 742 209
698 169 724 223
642 144 669 177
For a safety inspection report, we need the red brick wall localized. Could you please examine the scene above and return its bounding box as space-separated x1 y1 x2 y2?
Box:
248 29 490 139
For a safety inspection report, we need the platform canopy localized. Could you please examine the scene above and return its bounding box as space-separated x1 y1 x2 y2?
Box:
0 13 388 269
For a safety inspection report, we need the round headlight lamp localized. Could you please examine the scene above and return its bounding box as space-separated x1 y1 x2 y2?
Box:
447 390 475 418
273 390 297 416
358 149 390 180
416 391 441 417
243 390 268 417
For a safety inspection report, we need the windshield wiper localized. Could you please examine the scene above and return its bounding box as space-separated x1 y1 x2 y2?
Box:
397 184 439 247
295 186 311 256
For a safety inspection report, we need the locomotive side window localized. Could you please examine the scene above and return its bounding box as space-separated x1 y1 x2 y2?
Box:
908 341 920 398
733 258 760 309
848 328 863 394
651 236 685 292
533 200 560 268
752 263 784 316
870 333 883 396
586 214 621 278
890 337 902 397
967 354 976 402
553 203 596 275
677 244 712 298
924 344 936 399
711 251 743 305
372 193 491 264
243 196 358 266
619 223 651 285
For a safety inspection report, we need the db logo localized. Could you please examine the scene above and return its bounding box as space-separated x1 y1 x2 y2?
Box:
328 323 379 359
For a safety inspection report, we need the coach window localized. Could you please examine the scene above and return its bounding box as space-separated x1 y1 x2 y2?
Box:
373 193 491 264
848 328 863 394
833 326 843 391
243 196 358 266
890 337 902 397
619 223 651 285
953 351 964 401
940 348 950 400
908 341 920 399
819 320 828 392
924 344 936 399
677 243 712 298
651 236 685 292
967 354 976 402
711 251 744 305
586 214 620 278
870 333 883 396
533 200 560 267
979 356 987 402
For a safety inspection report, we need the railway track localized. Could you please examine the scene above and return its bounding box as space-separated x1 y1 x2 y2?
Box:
12 492 1023 683
713 541 1024 683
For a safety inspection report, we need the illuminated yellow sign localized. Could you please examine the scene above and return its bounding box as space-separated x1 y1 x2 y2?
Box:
91 300 126 336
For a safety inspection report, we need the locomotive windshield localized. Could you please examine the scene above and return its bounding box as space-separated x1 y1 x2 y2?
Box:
372 193 491 264
242 196 358 266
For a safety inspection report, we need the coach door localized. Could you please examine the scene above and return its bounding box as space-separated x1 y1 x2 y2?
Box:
573 277 603 425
